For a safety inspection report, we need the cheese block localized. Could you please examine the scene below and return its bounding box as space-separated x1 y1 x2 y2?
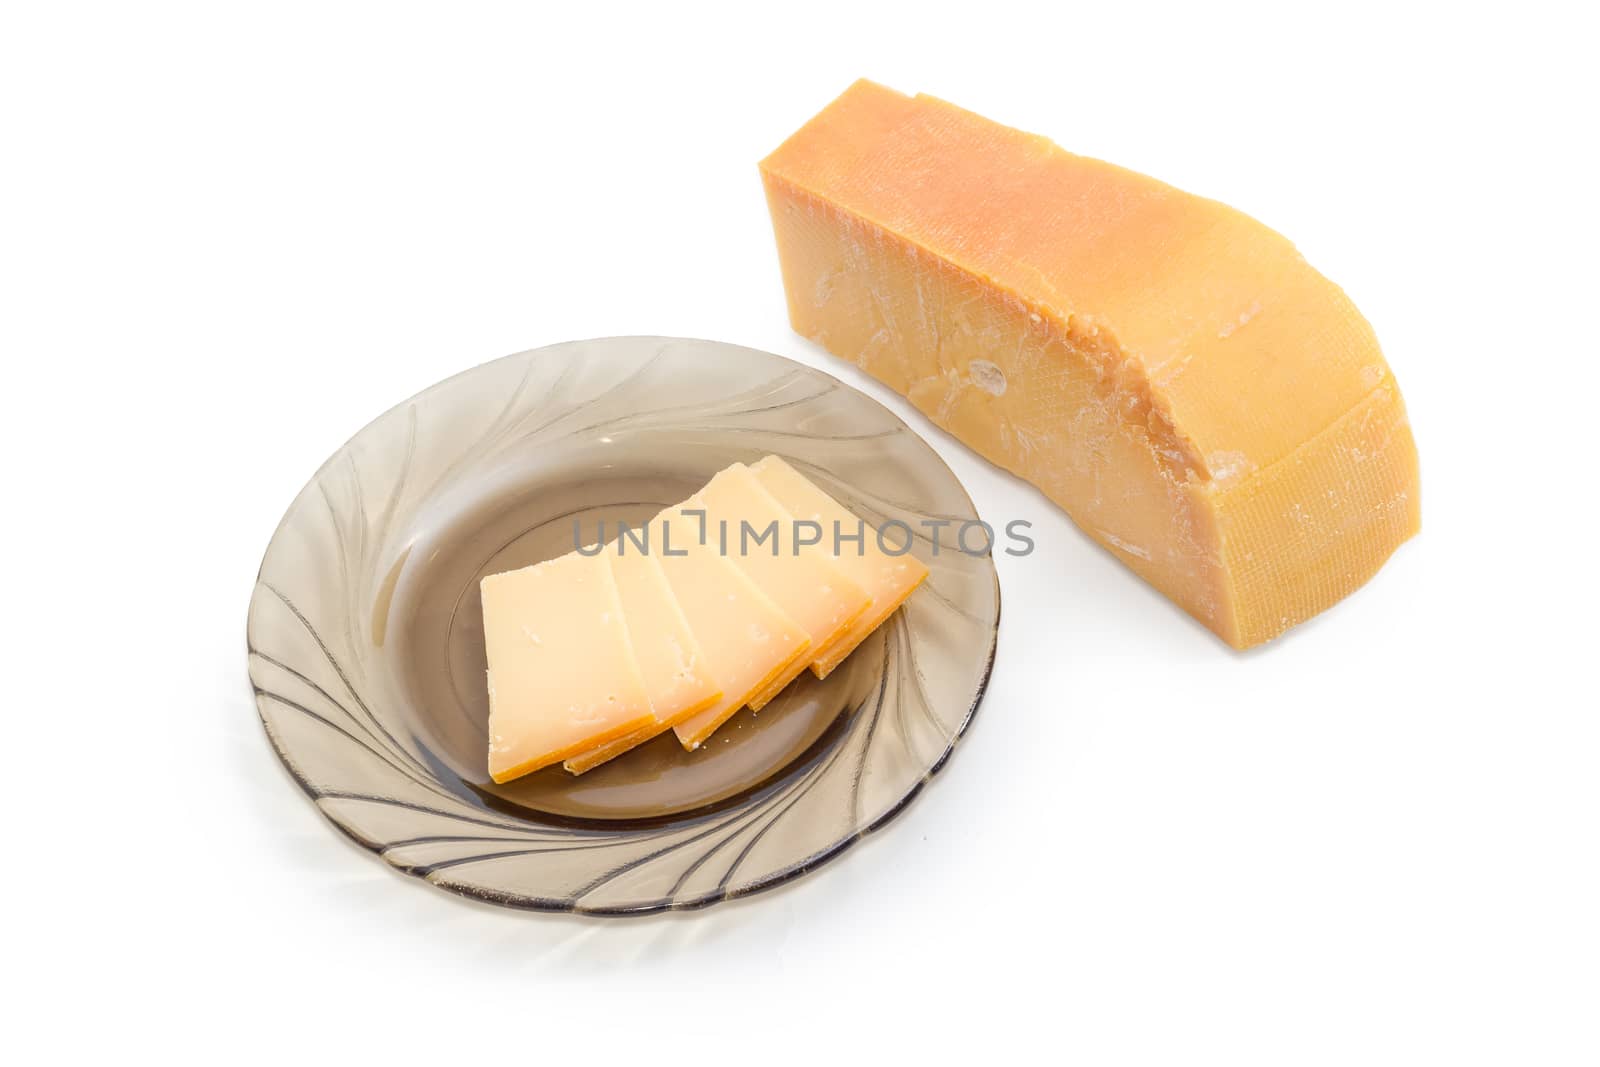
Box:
563 548 723 775
480 551 656 783
749 456 929 678
694 463 871 708
652 502 813 749
759 80 1420 648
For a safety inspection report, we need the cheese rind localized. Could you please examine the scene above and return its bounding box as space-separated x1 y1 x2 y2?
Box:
562 549 723 774
651 503 813 749
759 80 1419 648
749 456 930 677
480 552 656 783
695 463 871 707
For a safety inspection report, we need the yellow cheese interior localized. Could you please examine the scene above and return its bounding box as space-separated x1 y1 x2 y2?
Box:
758 80 1419 648
562 549 723 774
483 455 931 781
481 552 656 783
652 501 812 750
750 456 930 677
695 463 870 708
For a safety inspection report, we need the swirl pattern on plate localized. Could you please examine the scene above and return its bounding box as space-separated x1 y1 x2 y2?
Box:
248 336 998 914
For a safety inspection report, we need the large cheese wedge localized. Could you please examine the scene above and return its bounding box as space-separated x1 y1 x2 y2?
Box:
651 503 813 749
480 551 656 783
759 80 1420 648
749 456 929 678
694 463 871 708
563 548 723 775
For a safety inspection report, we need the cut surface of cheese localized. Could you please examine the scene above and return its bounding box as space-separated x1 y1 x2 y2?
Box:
484 456 935 775
480 552 656 784
650 503 812 749
563 549 723 775
694 463 870 708
759 80 1420 648
749 456 930 677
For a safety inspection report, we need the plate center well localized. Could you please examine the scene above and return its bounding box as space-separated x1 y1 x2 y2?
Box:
386 461 881 824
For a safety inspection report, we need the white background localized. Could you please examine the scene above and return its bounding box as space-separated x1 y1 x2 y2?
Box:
4 1 1596 1062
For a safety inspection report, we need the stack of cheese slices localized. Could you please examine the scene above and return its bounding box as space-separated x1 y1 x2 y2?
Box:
480 455 930 784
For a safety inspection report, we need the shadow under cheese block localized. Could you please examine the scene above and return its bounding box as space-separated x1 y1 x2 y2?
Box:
759 80 1420 649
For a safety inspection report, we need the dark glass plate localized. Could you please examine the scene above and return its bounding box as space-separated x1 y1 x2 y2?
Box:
247 337 999 914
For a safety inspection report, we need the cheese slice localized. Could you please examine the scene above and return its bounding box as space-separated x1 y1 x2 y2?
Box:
563 548 723 775
749 456 929 678
652 502 812 749
759 80 1420 649
694 463 870 708
480 551 656 783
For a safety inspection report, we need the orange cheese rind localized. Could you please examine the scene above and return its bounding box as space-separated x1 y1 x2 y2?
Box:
562 685 724 775
811 565 929 679
490 708 659 784
672 629 812 750
759 80 1418 648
